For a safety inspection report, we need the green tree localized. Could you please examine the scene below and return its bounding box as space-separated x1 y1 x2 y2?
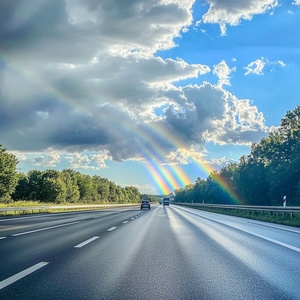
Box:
27 170 44 201
61 169 80 203
12 172 30 201
125 186 140 203
176 106 300 206
174 188 185 202
296 180 300 204
193 178 207 203
219 163 240 204
40 170 66 203
0 145 18 201
77 173 97 202
92 175 109 202
235 155 269 205
266 107 300 205
174 184 194 203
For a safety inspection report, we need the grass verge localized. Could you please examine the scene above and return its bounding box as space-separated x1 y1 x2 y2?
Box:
0 201 139 217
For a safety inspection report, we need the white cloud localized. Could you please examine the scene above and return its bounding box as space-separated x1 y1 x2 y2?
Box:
11 152 27 162
65 0 195 55
66 153 91 170
161 82 268 150
90 151 112 169
36 111 49 120
200 0 278 35
210 156 237 168
33 153 61 167
244 58 266 75
167 145 206 165
65 151 111 170
293 0 300 5
213 60 236 87
271 60 286 71
244 57 286 75
191 84 268 146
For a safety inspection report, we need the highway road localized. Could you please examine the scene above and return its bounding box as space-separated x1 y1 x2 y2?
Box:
1 204 300 299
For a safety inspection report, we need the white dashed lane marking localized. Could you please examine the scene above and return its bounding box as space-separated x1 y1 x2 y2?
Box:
74 236 99 248
107 226 117 232
11 221 82 237
0 262 48 290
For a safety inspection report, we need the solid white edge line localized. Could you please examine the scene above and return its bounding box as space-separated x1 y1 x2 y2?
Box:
12 221 82 237
248 220 300 234
74 236 99 248
0 262 48 290
174 206 300 254
107 226 117 232
241 229 300 253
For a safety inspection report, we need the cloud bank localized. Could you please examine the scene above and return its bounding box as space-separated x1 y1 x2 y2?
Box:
200 0 278 35
0 0 270 169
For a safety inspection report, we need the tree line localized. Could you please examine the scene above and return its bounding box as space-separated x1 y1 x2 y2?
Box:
0 150 140 204
174 106 300 206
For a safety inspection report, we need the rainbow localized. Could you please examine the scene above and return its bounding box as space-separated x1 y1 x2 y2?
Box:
191 158 240 204
122 122 193 195
143 161 172 195
1 52 240 202
131 121 241 204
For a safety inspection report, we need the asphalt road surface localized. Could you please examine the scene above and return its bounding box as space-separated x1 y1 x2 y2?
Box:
1 204 300 299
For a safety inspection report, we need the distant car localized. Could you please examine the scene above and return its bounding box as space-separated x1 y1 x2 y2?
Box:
163 198 170 206
141 200 151 210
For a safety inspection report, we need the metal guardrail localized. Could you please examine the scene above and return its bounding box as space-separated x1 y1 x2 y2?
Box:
0 203 140 216
173 202 300 218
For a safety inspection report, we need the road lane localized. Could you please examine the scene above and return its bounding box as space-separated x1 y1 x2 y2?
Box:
172 205 300 250
0 207 140 237
170 205 300 299
0 262 48 290
0 207 147 283
1 204 299 299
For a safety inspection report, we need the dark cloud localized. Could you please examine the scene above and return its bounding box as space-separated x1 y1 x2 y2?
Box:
0 0 269 165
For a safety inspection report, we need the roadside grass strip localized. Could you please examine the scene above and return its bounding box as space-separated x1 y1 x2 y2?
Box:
0 262 48 290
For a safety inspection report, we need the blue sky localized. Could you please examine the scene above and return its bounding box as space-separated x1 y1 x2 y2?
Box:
1 0 300 194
